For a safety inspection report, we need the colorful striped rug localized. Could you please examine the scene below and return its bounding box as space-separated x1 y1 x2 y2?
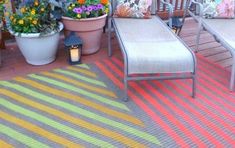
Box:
0 55 234 147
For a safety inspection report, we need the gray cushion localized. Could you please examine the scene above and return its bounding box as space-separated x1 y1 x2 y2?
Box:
202 18 235 52
113 16 195 74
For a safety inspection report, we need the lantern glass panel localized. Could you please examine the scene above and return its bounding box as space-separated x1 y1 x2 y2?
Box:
70 45 80 62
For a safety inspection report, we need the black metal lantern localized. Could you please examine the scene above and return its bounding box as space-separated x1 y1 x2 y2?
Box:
64 32 83 65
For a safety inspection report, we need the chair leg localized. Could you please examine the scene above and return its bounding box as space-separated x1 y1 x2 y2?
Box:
192 74 196 98
123 78 128 102
229 57 235 91
195 20 202 53
179 0 191 35
108 18 112 57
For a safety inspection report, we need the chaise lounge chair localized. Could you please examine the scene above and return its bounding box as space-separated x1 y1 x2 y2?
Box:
108 0 197 101
184 0 235 91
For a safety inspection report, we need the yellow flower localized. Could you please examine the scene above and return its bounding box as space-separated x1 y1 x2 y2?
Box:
13 19 16 23
32 20 37 25
34 1 39 6
10 15 13 20
18 19 24 25
76 14 81 19
105 8 109 14
71 4 75 7
31 9 36 15
20 7 25 13
40 8 44 12
68 6 72 10
4 11 9 17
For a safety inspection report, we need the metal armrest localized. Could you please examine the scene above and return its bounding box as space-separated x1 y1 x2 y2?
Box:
108 1 113 17
190 0 203 17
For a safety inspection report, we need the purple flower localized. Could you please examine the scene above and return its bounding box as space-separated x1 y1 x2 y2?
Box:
87 6 93 12
82 6 86 11
97 4 103 9
73 7 83 14
91 5 98 11
93 6 98 11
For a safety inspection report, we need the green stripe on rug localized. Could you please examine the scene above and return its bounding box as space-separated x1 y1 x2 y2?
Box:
0 82 160 145
75 64 90 69
54 69 106 87
0 98 114 147
29 74 128 111
0 124 49 148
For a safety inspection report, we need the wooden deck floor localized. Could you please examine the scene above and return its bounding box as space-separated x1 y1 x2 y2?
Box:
0 18 232 80
180 18 232 71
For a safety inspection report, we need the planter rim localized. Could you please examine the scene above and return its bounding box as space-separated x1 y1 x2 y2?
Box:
62 14 107 21
9 22 64 38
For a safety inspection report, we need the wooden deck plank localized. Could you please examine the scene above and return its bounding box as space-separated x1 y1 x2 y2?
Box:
206 51 232 63
199 46 225 56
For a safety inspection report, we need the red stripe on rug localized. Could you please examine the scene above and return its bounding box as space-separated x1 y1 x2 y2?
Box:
97 56 234 146
159 80 234 145
140 81 224 147
169 80 234 145
197 76 235 117
197 56 230 85
112 56 235 135
128 91 190 147
113 54 234 123
104 58 206 146
198 64 235 102
198 62 233 94
129 82 207 147
95 62 123 89
97 58 190 146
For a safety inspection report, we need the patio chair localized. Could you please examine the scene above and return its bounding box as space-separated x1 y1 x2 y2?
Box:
183 0 235 91
108 0 197 101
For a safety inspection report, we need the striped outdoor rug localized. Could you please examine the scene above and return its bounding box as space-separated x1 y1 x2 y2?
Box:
95 55 235 147
0 63 160 147
0 55 234 147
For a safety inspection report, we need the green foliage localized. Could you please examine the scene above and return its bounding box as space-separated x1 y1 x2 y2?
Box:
9 0 59 34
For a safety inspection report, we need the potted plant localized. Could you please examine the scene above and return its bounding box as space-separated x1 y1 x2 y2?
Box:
56 0 109 55
0 0 6 37
8 0 63 65
0 0 8 66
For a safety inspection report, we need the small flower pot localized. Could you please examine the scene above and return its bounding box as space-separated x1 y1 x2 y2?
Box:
62 14 107 55
9 23 63 65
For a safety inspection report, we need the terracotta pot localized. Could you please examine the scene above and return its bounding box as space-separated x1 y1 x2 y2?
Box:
62 14 107 55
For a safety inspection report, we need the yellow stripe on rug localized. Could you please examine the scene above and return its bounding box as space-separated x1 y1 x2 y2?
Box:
0 139 13 148
67 66 97 78
14 77 144 127
0 111 83 148
41 71 117 98
0 89 146 147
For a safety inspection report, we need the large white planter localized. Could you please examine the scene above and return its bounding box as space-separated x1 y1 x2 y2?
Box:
10 23 63 65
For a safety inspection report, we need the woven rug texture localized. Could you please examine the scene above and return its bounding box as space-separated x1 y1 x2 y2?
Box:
0 55 234 147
